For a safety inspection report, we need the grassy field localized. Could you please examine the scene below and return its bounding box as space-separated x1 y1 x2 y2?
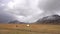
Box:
0 24 60 34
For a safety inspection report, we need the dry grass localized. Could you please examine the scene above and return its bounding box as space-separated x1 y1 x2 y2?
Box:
0 24 60 34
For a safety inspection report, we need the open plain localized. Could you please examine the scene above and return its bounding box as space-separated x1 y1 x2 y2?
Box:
0 24 60 34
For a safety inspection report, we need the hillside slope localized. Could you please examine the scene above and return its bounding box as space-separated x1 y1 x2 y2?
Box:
36 15 60 24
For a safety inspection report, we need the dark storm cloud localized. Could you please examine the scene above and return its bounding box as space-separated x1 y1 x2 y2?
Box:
0 0 15 23
0 11 15 23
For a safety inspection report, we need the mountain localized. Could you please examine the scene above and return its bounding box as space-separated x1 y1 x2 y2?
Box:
36 15 60 24
8 15 60 24
8 20 25 24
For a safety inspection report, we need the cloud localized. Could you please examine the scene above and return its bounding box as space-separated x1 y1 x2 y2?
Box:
39 0 60 13
0 11 15 23
3 0 44 23
38 0 60 18
0 0 60 23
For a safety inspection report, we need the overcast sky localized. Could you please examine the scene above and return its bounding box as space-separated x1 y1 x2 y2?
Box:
0 0 60 23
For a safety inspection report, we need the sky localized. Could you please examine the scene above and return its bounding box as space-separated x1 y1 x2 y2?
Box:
0 0 60 23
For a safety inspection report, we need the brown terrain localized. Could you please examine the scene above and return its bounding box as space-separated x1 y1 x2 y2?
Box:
0 24 60 34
